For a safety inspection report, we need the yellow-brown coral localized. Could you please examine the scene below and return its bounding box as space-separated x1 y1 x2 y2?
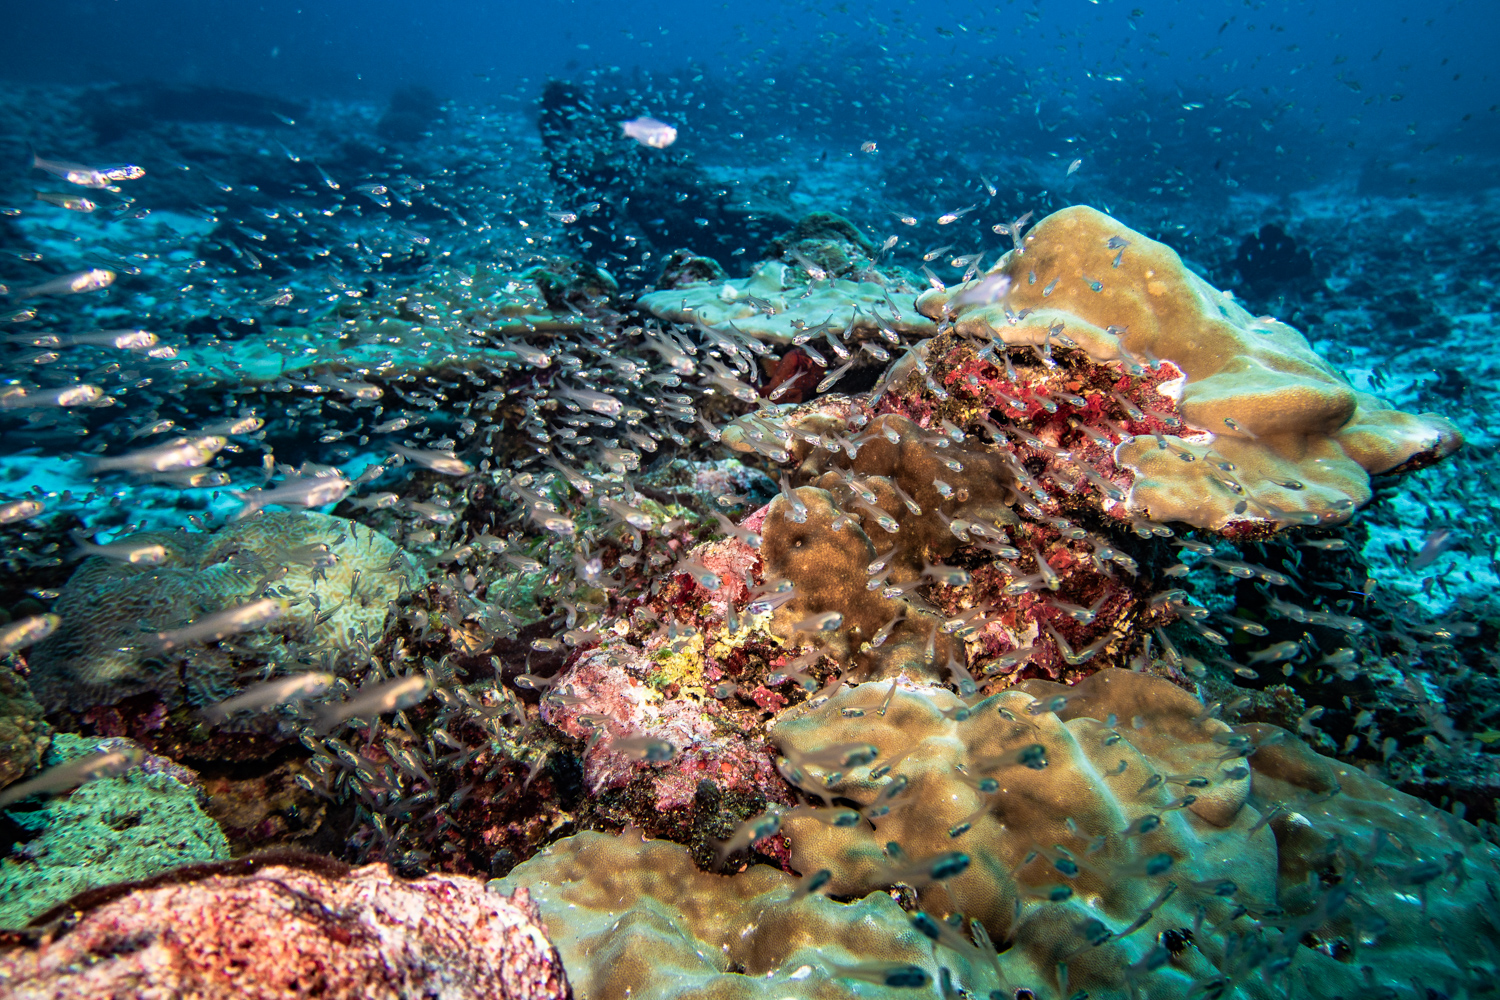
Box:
918 205 1461 530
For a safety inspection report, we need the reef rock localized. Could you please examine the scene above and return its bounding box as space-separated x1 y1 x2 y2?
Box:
0 854 570 999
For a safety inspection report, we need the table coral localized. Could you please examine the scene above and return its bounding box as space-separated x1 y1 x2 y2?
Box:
0 856 569 1000
0 733 229 929
916 205 1461 530
638 213 936 346
29 511 423 711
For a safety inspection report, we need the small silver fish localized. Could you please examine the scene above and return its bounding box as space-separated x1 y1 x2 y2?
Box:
314 674 431 733
20 268 115 298
149 598 287 653
0 613 61 656
0 745 145 808
199 672 337 723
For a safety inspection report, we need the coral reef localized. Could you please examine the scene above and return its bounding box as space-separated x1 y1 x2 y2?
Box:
0 854 569 999
638 212 936 345
0 733 230 929
916 206 1461 530
491 828 995 1000
502 669 1499 999
0 661 48 790
30 512 422 711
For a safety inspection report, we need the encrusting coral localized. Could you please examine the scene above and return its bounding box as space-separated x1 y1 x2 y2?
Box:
500 669 1498 1000
638 212 937 346
0 854 570 1000
0 734 230 929
915 205 1462 530
29 511 422 711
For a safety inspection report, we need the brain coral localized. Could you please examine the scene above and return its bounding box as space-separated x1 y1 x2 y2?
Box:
917 206 1461 530
30 512 423 711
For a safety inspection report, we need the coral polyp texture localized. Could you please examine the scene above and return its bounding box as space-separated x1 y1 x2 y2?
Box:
29 512 422 711
0 857 570 1000
916 206 1462 530
501 670 1499 1000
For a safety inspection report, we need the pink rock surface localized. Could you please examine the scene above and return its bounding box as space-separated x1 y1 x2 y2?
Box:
0 859 570 1000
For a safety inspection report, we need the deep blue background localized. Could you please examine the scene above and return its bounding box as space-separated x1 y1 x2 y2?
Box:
4 0 1493 145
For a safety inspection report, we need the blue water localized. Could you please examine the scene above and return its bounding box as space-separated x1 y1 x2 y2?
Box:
1 0 1498 992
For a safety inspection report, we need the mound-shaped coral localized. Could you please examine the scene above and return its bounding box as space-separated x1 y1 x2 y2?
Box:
30 512 423 711
490 828 1000 1000
917 206 1461 530
0 734 229 929
0 855 569 1000
769 668 1496 998
0 662 48 790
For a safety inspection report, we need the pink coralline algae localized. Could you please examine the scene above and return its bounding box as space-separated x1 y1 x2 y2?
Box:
0 856 570 1000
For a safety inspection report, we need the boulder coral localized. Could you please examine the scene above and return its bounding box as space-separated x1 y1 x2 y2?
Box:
29 511 422 711
499 670 1498 1000
916 205 1461 530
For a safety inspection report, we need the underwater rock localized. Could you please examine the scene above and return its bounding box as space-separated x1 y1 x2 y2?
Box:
29 512 423 712
0 733 229 929
1233 223 1316 292
377 84 443 143
917 205 1462 530
0 661 48 792
0 854 570 1000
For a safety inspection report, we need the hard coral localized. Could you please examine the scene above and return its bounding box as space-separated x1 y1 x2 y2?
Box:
0 661 48 790
637 212 936 346
490 828 1000 1000
767 668 1498 999
0 859 569 1000
0 733 229 929
30 512 422 711
918 205 1461 530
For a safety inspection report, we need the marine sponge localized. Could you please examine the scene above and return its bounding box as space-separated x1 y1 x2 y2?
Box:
30 512 423 711
767 668 1498 998
917 206 1462 530
0 733 230 929
0 857 569 1000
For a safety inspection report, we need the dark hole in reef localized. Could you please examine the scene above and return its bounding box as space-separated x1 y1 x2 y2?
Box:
108 811 144 832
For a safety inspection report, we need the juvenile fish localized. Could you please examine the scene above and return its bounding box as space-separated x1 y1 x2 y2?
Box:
389 444 473 475
233 474 352 517
88 435 226 475
149 598 287 653
314 674 431 733
20 268 115 298
0 745 145 809
72 531 168 565
0 613 61 656
199 672 336 723
620 116 678 148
